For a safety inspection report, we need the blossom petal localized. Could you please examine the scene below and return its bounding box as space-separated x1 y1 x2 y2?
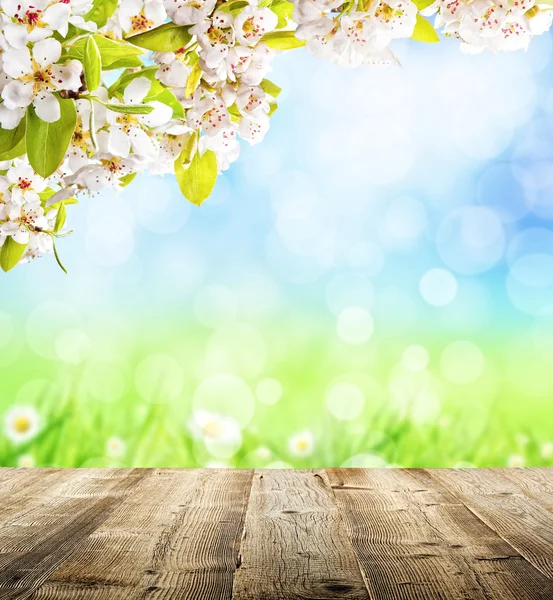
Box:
0 104 25 130
51 60 83 92
108 127 132 158
2 221 29 244
0 0 21 18
123 77 151 105
2 47 32 78
43 3 71 34
33 38 62 68
129 126 157 159
141 101 172 127
2 80 33 110
33 92 61 122
3 23 30 49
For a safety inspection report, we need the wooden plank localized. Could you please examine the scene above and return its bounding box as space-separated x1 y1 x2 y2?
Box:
431 468 553 581
502 468 553 507
327 468 553 600
0 469 137 548
30 469 253 600
0 469 146 600
232 469 371 600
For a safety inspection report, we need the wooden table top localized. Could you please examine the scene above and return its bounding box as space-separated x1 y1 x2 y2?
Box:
1 468 553 599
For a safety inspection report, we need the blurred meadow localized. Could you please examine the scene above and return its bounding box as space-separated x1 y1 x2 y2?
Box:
3 35 553 469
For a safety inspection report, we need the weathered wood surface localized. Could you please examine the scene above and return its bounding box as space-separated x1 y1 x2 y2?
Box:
431 468 553 581
232 470 370 599
0 468 552 599
327 468 553 600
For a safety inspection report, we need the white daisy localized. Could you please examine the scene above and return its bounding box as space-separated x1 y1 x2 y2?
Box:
4 405 41 444
288 430 315 457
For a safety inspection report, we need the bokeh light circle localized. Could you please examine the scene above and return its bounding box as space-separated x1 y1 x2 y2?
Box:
205 323 267 379
0 311 14 349
256 378 283 405
135 354 184 403
326 381 365 421
341 454 387 468
440 341 485 384
26 302 81 359
436 206 505 275
402 345 429 372
336 307 374 345
55 330 91 365
419 269 458 307
193 374 255 428
132 176 191 234
83 359 128 403
506 228 553 316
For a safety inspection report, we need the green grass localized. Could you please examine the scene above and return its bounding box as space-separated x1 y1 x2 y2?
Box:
1 323 552 469
0 375 550 470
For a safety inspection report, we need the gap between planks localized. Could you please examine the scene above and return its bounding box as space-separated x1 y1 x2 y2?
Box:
1 469 553 600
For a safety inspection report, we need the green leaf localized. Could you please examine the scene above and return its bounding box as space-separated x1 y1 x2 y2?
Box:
48 197 78 212
412 0 437 9
105 55 143 70
0 118 26 161
174 148 218 206
228 103 240 122
260 78 282 98
411 14 440 42
261 31 306 50
103 103 154 114
108 65 158 96
268 101 278 117
0 238 27 272
39 187 57 204
54 202 67 233
0 134 26 161
119 172 137 187
84 0 118 28
128 22 192 51
66 34 143 70
185 63 202 99
146 88 185 119
83 35 102 92
26 96 77 178
217 0 248 13
269 0 294 27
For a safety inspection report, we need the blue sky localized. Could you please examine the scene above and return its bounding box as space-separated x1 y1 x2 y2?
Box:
3 34 553 338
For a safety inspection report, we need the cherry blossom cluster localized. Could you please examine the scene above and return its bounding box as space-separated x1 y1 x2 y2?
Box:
428 0 553 53
0 159 60 265
293 0 418 67
0 0 294 271
294 0 553 64
0 0 552 273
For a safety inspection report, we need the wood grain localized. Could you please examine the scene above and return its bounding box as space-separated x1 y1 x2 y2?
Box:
1 468 553 600
0 469 145 600
232 469 371 600
430 468 553 581
30 468 253 600
327 468 553 600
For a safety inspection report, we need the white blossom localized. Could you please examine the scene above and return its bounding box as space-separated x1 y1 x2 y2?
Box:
118 0 167 34
234 5 278 46
288 430 315 457
3 405 41 444
163 0 217 25
0 0 71 48
2 38 82 123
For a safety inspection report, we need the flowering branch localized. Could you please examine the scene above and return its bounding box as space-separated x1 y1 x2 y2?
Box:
0 0 550 272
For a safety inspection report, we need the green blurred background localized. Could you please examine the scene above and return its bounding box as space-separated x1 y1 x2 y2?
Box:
3 40 553 469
